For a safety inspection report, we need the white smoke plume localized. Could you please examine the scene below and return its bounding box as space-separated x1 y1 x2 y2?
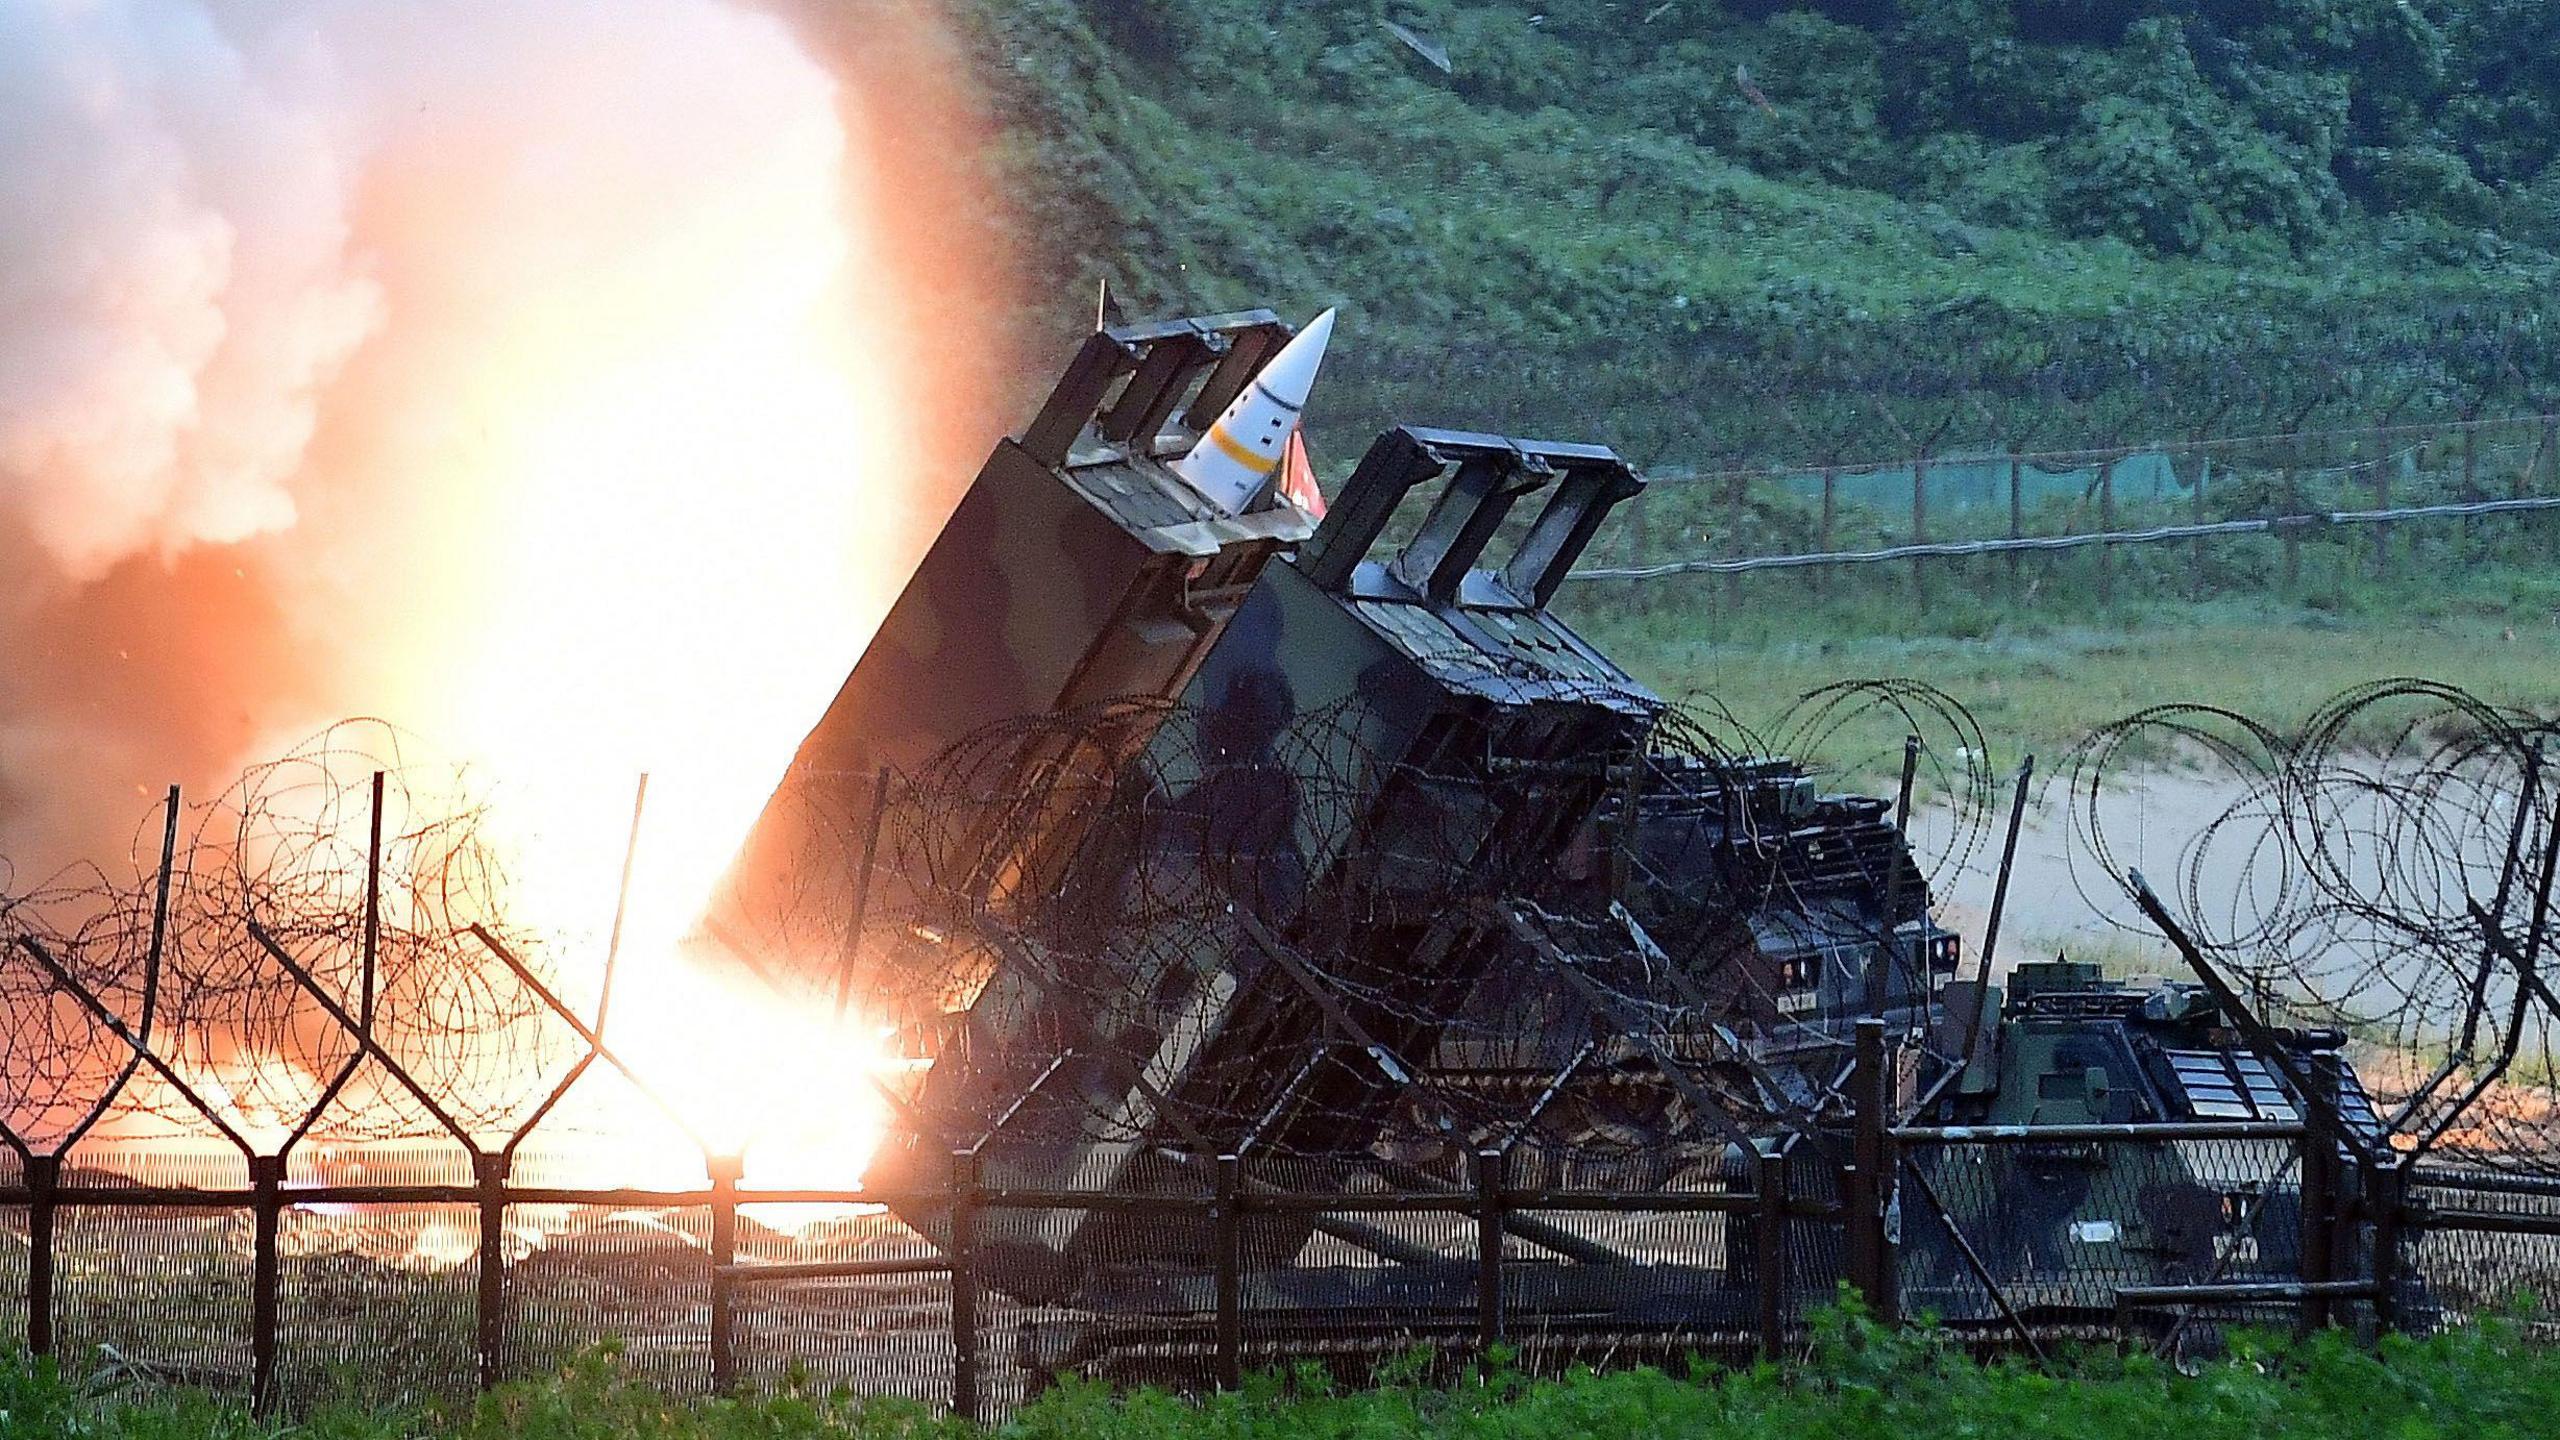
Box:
0 2 381 578
0 0 1020 876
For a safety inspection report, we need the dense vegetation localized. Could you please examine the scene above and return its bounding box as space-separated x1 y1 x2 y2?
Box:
962 1 2560 466
9 1306 2557 1439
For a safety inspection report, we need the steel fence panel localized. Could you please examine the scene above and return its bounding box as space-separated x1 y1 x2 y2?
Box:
1897 1136 2311 1347
0 1149 21 1343
729 1202 955 1403
50 1205 253 1395
275 1203 477 1409
1502 1148 1762 1378
505 1201 712 1394
2406 1172 2560 1338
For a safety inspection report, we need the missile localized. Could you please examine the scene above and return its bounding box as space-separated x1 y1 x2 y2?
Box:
1170 307 1335 515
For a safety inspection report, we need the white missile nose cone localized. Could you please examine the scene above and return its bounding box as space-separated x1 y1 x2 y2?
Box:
1255 308 1336 411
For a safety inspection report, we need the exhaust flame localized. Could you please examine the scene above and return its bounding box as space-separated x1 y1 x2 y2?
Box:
0 0 1019 1192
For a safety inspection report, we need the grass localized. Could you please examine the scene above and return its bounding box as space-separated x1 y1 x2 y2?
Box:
9 1302 2560 1440
1564 551 2560 779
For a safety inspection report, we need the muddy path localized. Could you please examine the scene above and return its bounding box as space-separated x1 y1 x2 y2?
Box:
1913 767 2241 979
1910 757 2526 1001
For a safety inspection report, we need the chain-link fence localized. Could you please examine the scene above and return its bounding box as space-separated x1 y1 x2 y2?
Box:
9 677 2560 1418
1565 412 2560 623
13 1052 2560 1420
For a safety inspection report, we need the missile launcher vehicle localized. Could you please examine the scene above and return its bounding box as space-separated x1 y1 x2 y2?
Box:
727 304 2014 1364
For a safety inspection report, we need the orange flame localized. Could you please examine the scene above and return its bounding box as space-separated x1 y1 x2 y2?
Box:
10 2 1020 1208
292 4 1010 1190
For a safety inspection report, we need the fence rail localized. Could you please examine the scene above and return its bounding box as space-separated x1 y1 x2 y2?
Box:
1573 495 2560 580
6 1018 2558 1419
1569 411 2560 608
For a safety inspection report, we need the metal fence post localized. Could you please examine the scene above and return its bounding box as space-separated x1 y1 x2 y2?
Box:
708 1153 742 1394
24 1154 57 1360
1755 1148 1787 1359
1844 1120 1871 1303
2281 447 2302 594
1910 452 1930 616
949 1151 981 1424
2372 419 2393 579
2190 444 2209 599
2095 457 2117 606
1629 495 1650 618
2510 420 2532 518
2542 416 2559 558
1215 1154 1242 1389
1848 1019 1889 1312
2006 451 2024 604
2529 417 2549 558
251 1154 283 1413
475 1152 509 1390
2462 423 2482 559
2367 1155 2406 1335
1817 466 1838 599
1724 472 1749 620
1874 1111 1900 1322
1475 1148 1504 1355
2299 1055 2341 1334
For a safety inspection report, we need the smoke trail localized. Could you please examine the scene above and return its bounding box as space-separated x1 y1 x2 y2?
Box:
0 0 1019 875
0 2 382 579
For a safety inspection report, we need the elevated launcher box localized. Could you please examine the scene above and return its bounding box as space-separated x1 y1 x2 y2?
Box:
711 312 1323 979
867 425 1660 1298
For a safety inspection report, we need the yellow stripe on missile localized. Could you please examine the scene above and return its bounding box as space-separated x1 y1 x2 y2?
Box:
1204 420 1276 472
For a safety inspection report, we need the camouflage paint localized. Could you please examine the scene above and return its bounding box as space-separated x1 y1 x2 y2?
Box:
709 313 1322 977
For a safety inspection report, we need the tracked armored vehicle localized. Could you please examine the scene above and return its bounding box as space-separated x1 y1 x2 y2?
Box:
1901 958 2411 1333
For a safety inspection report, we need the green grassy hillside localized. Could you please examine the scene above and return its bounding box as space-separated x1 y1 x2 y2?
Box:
964 2 2560 468
949 3 2560 738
